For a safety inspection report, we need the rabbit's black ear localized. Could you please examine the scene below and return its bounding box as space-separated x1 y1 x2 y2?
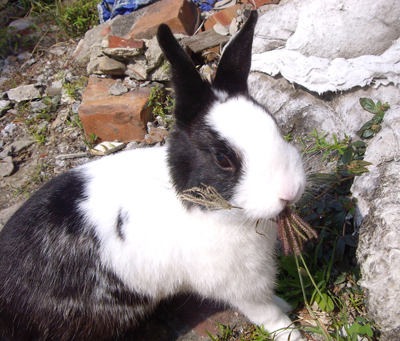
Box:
213 11 258 96
157 24 211 125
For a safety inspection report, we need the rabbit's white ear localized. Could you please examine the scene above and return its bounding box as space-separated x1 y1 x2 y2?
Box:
213 11 258 96
157 24 211 125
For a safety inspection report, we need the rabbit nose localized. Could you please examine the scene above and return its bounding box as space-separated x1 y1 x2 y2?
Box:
279 188 301 204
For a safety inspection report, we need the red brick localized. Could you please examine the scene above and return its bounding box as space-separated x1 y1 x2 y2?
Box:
203 4 242 31
108 36 145 49
79 78 153 142
125 0 200 40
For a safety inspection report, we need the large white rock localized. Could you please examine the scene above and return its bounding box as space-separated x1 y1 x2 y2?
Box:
249 71 400 341
252 0 400 94
7 84 41 102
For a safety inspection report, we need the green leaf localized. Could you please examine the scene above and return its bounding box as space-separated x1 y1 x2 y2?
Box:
362 129 375 138
352 140 366 148
334 273 347 284
360 98 380 114
315 292 334 311
342 147 353 164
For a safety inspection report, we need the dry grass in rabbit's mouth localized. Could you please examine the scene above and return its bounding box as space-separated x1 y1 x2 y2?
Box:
180 184 318 255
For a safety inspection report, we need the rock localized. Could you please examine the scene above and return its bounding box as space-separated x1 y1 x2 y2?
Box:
0 100 12 115
352 104 400 338
1 123 16 137
251 0 400 93
8 138 34 153
145 124 169 144
51 110 69 129
8 18 37 36
102 47 143 59
0 157 14 177
126 56 149 80
109 82 128 96
145 36 164 71
7 84 41 102
125 0 199 40
182 29 231 54
30 101 47 113
98 56 127 75
46 80 63 96
78 77 153 142
73 16 120 65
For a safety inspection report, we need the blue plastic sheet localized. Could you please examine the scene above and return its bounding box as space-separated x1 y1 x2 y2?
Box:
192 0 215 12
98 0 158 23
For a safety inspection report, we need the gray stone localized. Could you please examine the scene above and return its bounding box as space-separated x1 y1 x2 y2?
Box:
46 80 63 96
73 18 118 65
0 100 12 115
30 101 47 113
8 138 34 153
254 0 400 59
145 36 164 71
0 157 14 177
98 56 127 75
7 84 41 102
145 125 168 144
1 123 16 137
109 82 128 96
126 57 148 80
252 0 400 94
103 47 143 59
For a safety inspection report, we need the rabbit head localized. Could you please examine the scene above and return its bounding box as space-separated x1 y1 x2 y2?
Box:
157 11 306 221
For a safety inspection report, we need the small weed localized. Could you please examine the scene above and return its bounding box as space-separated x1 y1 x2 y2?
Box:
66 110 83 129
29 127 47 145
356 98 390 138
148 85 175 120
82 132 99 149
63 76 87 100
283 134 293 142
299 128 349 161
30 0 101 38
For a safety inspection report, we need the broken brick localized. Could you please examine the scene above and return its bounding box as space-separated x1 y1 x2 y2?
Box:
125 0 200 40
203 4 242 31
108 36 145 49
79 78 153 142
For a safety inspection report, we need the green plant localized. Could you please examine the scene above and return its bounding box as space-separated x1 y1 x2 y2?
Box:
274 98 388 340
30 0 101 38
66 110 83 129
356 98 390 138
63 76 87 100
148 85 175 119
299 128 349 161
29 127 47 145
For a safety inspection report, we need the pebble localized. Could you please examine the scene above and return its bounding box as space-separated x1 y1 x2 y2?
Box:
1 123 16 137
0 156 14 177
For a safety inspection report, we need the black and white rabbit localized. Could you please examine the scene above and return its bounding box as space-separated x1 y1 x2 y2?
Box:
0 11 305 341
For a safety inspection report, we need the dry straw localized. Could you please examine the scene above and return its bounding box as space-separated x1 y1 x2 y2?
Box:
180 184 318 255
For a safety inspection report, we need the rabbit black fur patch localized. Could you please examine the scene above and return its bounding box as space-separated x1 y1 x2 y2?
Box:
0 171 153 340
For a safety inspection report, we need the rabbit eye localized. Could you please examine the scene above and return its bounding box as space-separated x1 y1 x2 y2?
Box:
213 152 234 171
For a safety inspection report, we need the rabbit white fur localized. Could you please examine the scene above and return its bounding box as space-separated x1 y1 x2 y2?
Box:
0 11 305 341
